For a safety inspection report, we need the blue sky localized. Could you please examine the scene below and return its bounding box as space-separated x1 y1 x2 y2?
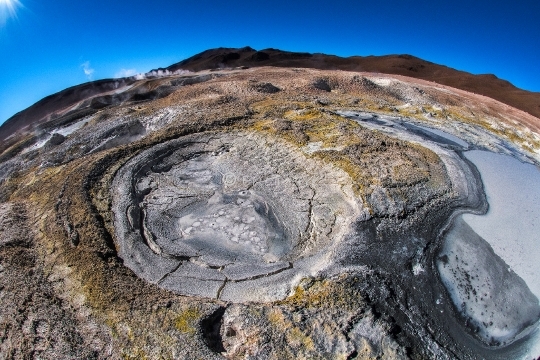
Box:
1 0 539 125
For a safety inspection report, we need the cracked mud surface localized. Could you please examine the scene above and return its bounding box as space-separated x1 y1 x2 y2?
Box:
113 131 362 301
1 67 539 359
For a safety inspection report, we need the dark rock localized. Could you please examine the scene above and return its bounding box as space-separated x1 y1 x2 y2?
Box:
312 78 331 92
250 51 270 61
47 133 65 146
214 52 241 64
252 82 280 93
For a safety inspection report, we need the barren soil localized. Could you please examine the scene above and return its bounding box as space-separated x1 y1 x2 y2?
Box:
0 66 539 359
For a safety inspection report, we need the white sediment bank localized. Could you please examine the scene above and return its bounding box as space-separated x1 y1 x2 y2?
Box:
464 151 540 359
439 150 540 355
462 150 540 300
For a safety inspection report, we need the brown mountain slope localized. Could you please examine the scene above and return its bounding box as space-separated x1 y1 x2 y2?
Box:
1 47 539 142
164 47 540 120
0 78 135 142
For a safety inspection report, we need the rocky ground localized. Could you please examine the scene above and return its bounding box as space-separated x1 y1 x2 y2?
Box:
0 67 539 359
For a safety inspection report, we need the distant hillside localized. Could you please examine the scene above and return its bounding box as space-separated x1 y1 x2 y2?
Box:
164 47 540 120
0 78 135 142
2 46 539 142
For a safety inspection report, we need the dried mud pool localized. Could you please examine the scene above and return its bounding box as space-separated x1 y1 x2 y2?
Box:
112 130 362 302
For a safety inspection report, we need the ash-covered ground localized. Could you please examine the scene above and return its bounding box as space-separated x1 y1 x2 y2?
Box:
0 67 539 359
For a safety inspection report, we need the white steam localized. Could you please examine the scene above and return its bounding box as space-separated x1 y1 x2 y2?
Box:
115 68 137 78
81 61 95 80
114 67 190 80
143 69 190 78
